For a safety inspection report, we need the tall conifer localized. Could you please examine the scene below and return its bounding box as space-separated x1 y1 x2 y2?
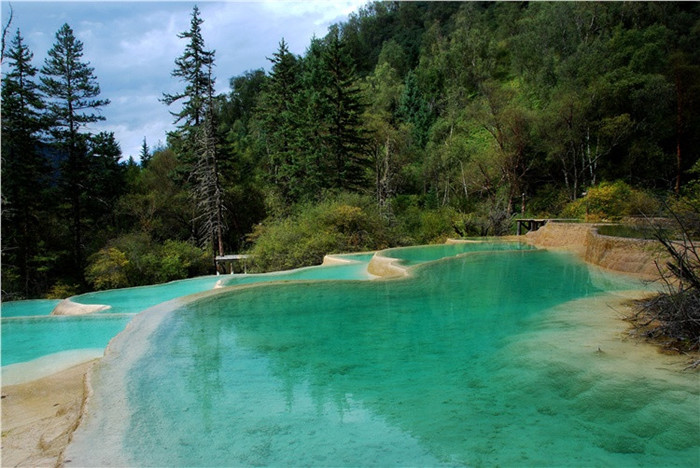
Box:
258 39 303 201
321 27 368 190
140 137 151 167
40 23 109 280
1 29 48 297
162 5 214 138
164 6 226 256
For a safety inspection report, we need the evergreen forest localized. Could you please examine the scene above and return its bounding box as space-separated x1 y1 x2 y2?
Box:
2 1 699 300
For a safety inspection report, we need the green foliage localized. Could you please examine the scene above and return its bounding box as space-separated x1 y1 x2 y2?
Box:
161 5 214 133
321 27 370 191
414 208 457 243
526 185 571 218
562 181 660 221
393 204 458 244
398 70 433 148
4 2 700 300
247 193 391 272
1 29 51 298
85 247 130 290
40 23 110 138
256 39 304 201
46 282 81 300
40 22 110 282
84 234 212 290
116 148 194 240
158 240 212 282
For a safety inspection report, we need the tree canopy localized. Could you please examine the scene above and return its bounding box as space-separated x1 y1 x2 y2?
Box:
2 1 699 299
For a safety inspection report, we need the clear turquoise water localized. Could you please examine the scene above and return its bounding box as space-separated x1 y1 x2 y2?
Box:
218 262 372 288
332 252 376 262
72 262 372 314
383 241 533 265
1 259 373 368
1 315 134 366
66 248 699 466
72 276 223 314
1 299 61 317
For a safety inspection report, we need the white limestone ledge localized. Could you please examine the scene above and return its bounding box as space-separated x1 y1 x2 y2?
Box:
52 298 111 316
367 252 409 278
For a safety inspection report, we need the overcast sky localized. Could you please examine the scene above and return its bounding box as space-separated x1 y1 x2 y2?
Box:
1 0 367 160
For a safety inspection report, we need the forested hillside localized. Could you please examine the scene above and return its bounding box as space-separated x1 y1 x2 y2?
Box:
2 1 699 299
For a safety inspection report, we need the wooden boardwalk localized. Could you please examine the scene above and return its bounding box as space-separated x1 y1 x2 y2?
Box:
215 254 250 274
516 218 579 235
516 219 548 235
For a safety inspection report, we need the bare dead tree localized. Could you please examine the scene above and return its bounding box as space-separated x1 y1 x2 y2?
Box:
1 3 13 64
192 62 226 257
631 200 700 359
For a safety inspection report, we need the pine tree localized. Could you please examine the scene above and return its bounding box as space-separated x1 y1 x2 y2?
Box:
2 29 44 150
164 6 226 256
321 27 368 191
257 38 304 201
86 132 125 228
140 137 152 167
295 37 331 198
40 23 110 281
162 5 214 141
1 29 49 297
397 70 432 148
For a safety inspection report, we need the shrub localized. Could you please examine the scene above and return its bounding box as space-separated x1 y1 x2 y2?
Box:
85 247 130 290
562 180 659 221
248 193 392 272
247 218 338 271
669 183 700 239
394 201 461 244
160 240 212 280
416 207 458 243
85 234 212 290
453 212 490 237
46 281 80 299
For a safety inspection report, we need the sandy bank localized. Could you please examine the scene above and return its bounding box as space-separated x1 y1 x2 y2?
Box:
525 222 668 279
1 360 95 467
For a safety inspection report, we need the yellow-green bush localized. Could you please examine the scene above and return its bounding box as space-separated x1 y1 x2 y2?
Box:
562 180 659 221
247 194 392 272
85 234 212 290
85 247 130 290
46 281 81 299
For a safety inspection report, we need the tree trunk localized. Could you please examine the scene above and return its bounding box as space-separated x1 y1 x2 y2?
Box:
675 72 683 195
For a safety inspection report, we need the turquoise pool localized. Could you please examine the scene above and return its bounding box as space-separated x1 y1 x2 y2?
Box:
1 314 134 366
64 258 375 314
65 247 699 466
71 275 223 314
1 299 61 317
1 254 375 374
382 240 534 265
